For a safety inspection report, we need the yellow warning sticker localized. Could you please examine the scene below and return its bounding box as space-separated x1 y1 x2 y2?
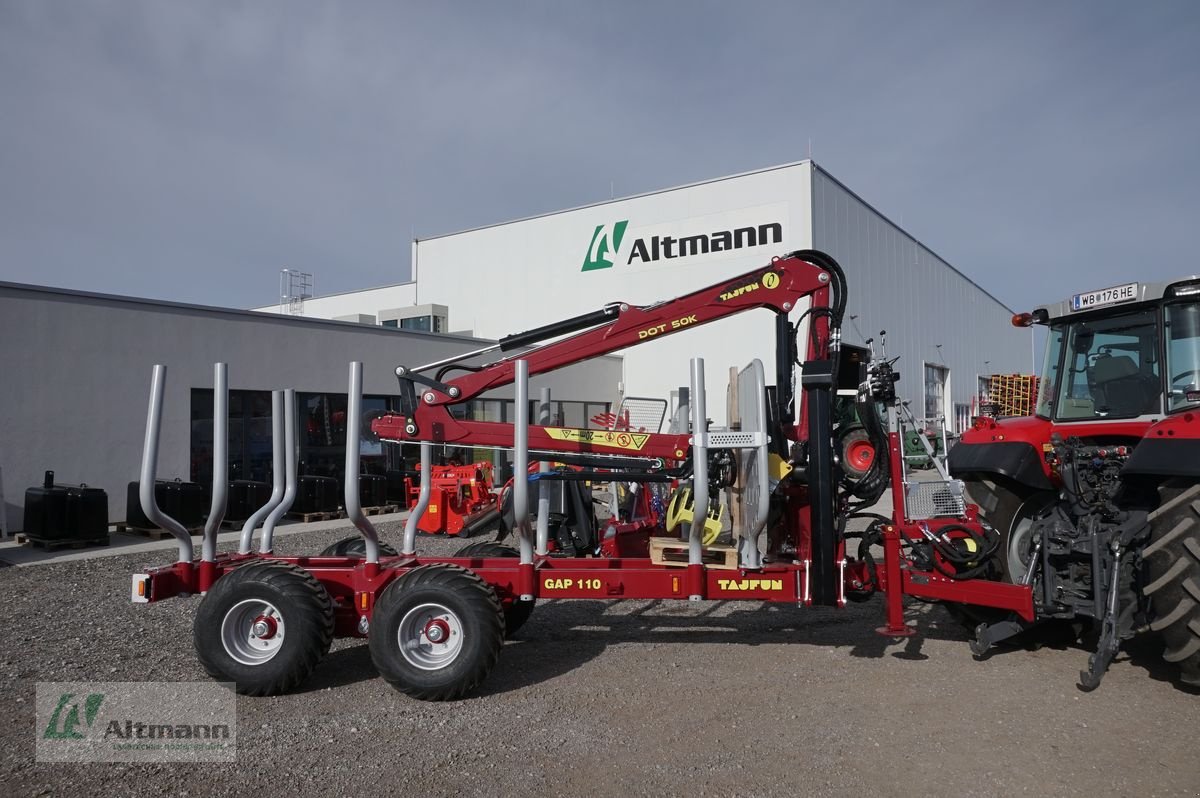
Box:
546 427 651 451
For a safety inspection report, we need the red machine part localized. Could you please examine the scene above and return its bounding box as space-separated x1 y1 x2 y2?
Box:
132 250 1038 700
407 462 497 536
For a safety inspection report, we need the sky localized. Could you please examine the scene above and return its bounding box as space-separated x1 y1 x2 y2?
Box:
1 1 1198 312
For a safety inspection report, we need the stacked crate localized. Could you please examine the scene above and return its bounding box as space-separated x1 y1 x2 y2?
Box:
983 374 1040 417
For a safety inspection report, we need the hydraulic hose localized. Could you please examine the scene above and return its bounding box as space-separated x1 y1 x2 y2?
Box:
928 522 1000 580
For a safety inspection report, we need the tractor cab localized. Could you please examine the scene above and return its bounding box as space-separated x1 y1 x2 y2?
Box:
1020 277 1200 424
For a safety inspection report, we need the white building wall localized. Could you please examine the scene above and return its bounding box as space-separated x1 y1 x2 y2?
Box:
414 163 815 424
809 165 1030 422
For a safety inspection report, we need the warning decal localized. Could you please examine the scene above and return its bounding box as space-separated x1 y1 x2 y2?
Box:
545 427 651 451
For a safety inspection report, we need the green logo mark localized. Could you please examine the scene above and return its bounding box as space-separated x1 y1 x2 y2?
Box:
581 220 628 272
43 693 105 739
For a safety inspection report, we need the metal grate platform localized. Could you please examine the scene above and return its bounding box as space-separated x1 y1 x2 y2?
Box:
904 480 967 519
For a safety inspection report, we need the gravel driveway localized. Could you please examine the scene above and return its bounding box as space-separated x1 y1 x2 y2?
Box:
1 522 1197 797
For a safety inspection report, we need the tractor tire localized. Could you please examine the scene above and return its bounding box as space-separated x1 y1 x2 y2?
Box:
943 479 1056 634
455 541 535 636
369 564 504 701
1145 481 1200 688
838 427 876 480
194 561 334 696
320 536 399 558
962 478 1057 583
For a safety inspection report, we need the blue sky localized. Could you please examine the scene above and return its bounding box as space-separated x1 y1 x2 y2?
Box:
2 1 1197 311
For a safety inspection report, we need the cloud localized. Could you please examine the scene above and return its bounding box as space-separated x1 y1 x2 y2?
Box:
1 0 1197 310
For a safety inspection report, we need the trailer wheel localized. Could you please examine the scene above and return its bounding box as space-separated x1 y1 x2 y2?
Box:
320 537 399 558
1145 481 1200 688
369 564 504 700
455 541 535 636
194 561 334 696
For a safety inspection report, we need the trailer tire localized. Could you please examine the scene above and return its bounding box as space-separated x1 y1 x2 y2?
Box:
1145 481 1200 688
455 541 535 636
194 561 334 696
320 537 399 558
369 564 504 700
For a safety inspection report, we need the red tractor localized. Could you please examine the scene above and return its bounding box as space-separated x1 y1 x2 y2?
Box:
950 277 1200 688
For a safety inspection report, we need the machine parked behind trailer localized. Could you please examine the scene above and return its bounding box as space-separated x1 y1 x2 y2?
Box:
128 250 1185 700
950 278 1200 687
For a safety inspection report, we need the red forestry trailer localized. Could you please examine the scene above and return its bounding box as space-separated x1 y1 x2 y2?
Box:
133 250 1059 700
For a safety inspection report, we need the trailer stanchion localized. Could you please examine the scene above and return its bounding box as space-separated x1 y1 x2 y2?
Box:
535 386 552 556
199 363 228 592
402 442 432 556
239 391 285 554
513 360 535 601
687 357 707 600
345 362 381 572
878 422 915 637
139 365 194 581
260 388 297 554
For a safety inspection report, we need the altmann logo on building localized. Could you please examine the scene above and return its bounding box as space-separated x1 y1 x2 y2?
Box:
581 218 784 272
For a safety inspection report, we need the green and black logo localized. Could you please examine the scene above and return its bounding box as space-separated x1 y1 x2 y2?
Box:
43 692 105 740
581 220 629 272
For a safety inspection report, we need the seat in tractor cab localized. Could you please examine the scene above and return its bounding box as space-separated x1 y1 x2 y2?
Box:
1089 354 1159 416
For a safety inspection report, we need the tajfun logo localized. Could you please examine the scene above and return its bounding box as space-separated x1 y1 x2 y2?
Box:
581 220 629 272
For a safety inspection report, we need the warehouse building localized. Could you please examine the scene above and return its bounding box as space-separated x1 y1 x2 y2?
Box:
0 283 619 534
260 161 1029 430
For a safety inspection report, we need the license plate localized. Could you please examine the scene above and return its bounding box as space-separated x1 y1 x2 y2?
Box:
1071 282 1139 311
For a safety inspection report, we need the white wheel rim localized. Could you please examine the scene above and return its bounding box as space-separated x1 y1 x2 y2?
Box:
222 599 286 666
398 603 464 670
1007 515 1036 581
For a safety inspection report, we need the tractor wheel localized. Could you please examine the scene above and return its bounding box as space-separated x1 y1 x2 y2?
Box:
1145 482 1200 688
943 479 1056 633
194 561 334 696
455 541 535 636
369 564 504 700
839 428 876 480
963 478 1057 583
320 536 399 558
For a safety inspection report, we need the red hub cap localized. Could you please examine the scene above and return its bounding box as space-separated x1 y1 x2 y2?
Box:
251 614 278 639
424 618 451 644
847 439 876 470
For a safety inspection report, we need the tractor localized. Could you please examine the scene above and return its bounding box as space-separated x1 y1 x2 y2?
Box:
949 277 1200 687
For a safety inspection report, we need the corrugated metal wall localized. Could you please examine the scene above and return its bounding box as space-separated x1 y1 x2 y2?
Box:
809 164 1029 424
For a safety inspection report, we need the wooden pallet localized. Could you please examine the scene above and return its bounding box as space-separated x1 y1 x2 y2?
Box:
648 536 738 570
17 532 110 551
362 505 401 517
286 510 346 523
111 522 203 540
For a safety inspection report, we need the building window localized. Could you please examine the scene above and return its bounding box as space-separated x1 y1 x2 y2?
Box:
924 363 949 420
190 389 275 484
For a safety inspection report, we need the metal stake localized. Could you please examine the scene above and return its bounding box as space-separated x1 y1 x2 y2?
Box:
345 362 382 563
261 388 297 554
139 365 193 564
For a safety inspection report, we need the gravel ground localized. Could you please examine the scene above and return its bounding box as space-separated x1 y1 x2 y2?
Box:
1 523 1197 797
